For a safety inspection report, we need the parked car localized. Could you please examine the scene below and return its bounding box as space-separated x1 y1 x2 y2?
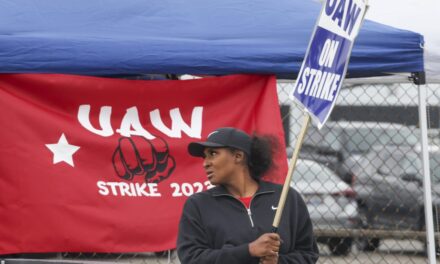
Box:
300 121 418 184
291 159 358 255
352 144 440 251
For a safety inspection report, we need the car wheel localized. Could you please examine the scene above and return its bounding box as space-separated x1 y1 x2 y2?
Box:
357 237 380 251
356 204 380 251
328 237 352 256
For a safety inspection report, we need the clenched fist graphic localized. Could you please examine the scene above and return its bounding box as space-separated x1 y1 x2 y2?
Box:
112 136 176 183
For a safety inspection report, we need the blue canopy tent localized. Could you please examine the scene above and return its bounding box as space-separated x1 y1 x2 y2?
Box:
1 0 437 261
0 0 424 78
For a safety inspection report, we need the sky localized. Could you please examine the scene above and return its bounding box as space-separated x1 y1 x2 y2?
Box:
364 0 440 81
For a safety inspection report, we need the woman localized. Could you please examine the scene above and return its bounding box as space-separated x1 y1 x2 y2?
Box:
177 127 319 264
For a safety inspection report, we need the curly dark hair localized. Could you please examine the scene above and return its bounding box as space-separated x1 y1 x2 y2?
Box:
247 134 279 181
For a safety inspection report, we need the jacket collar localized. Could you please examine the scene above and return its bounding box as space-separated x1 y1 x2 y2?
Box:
210 180 276 197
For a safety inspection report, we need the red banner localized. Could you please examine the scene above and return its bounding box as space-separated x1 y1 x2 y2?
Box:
0 74 287 254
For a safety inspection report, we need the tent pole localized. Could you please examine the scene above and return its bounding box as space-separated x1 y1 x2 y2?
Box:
414 71 437 263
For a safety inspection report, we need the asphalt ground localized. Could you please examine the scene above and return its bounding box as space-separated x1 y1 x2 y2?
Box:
2 240 433 264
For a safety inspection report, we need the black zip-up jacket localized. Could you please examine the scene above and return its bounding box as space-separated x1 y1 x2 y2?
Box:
177 180 319 264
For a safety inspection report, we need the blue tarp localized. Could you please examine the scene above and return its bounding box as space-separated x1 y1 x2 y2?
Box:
0 0 424 77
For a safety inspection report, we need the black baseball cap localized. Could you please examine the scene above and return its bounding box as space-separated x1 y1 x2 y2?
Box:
188 127 251 157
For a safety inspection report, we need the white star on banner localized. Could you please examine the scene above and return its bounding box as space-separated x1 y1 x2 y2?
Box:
45 133 80 167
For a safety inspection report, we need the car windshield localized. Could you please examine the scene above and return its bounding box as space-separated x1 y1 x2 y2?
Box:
344 127 418 154
376 151 420 177
294 160 339 183
304 127 341 151
304 123 418 154
401 153 420 176
409 153 440 183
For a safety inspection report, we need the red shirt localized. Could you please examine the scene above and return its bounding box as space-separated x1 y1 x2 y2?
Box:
238 196 252 208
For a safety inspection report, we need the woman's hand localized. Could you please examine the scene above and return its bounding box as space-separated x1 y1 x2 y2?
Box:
260 254 279 264
249 233 281 258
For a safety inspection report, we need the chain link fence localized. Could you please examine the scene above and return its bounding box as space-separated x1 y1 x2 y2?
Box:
278 78 440 264
2 78 439 264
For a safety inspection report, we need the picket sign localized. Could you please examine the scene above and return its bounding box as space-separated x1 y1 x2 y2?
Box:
272 0 368 232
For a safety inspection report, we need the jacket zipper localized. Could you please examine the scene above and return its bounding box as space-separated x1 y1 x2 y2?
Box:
246 196 257 228
246 208 255 227
216 191 273 228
